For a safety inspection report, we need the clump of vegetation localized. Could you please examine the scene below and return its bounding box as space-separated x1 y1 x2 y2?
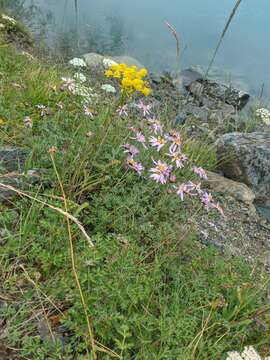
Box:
0 12 32 48
0 25 270 360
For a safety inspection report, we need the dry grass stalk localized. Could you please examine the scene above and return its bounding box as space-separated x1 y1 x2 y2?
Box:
165 21 180 58
205 0 242 78
49 152 97 359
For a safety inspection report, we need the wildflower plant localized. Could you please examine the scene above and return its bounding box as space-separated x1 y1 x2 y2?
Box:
255 107 270 126
121 109 223 215
105 63 151 96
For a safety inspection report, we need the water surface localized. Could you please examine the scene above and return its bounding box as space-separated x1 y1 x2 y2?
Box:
26 0 270 97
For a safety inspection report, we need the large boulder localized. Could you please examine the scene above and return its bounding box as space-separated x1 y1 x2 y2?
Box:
179 68 250 110
216 132 270 203
82 53 145 70
112 55 144 69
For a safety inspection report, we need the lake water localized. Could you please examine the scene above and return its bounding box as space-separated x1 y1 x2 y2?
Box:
24 0 270 97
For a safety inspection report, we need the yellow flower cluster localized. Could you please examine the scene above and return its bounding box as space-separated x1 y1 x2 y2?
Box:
105 63 151 96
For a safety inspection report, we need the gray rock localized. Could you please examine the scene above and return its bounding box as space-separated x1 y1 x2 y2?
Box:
38 319 69 353
0 170 41 203
0 229 8 246
204 171 256 205
208 104 236 124
175 103 209 126
187 80 250 110
82 52 104 68
180 68 203 87
174 111 187 126
184 104 209 122
0 147 28 173
216 132 270 203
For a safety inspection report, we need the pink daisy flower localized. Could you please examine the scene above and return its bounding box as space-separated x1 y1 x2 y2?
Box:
149 136 167 152
148 118 163 135
136 100 152 117
200 191 224 215
131 131 148 149
61 77 75 92
193 166 208 180
116 104 128 117
126 157 144 175
200 191 214 210
167 150 187 169
176 181 198 201
122 143 140 157
167 130 182 152
149 160 172 184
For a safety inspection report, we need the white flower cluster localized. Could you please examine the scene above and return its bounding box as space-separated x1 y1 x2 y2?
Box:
72 83 95 101
255 108 270 126
1 14 17 25
226 346 270 360
68 57 87 68
103 58 118 69
101 84 116 93
74 72 86 83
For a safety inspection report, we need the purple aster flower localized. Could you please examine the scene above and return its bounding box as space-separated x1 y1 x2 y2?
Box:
116 104 128 117
126 156 144 175
131 131 148 149
148 118 163 135
167 149 187 169
149 136 167 152
149 160 172 184
122 143 140 157
136 100 152 117
83 105 94 118
193 166 208 180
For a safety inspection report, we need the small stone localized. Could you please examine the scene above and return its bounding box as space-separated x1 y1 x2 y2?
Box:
0 170 41 203
0 229 8 246
0 147 28 173
174 111 187 125
82 52 104 68
180 68 203 88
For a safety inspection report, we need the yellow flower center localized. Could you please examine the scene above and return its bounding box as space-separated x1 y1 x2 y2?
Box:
157 164 166 172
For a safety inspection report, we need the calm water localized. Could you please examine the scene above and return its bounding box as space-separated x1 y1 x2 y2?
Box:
26 0 270 97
